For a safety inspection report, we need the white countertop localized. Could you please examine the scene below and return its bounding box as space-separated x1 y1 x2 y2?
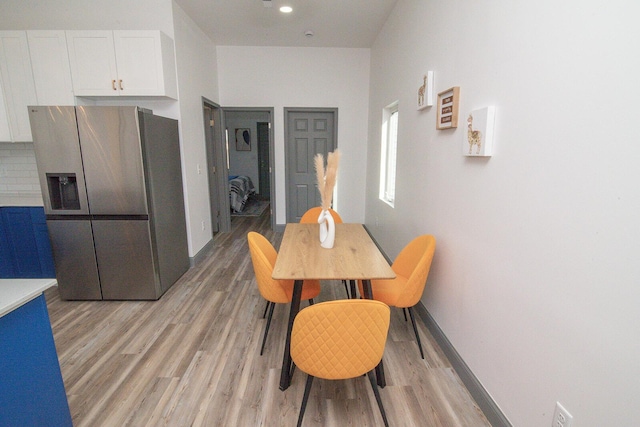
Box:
0 278 57 318
0 192 44 207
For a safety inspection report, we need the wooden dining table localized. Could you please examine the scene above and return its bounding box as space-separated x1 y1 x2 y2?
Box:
272 223 396 391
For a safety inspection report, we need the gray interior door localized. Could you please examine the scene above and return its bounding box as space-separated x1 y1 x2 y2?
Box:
285 109 336 223
203 105 220 233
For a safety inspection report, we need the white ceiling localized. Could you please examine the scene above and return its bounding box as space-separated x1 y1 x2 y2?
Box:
174 0 399 48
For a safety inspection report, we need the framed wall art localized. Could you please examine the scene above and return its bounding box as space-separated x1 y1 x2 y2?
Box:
417 71 434 110
436 86 460 130
463 106 495 156
235 128 251 151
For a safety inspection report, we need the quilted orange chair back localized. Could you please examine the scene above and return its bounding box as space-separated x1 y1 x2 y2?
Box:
299 207 343 224
247 232 290 304
291 299 390 380
392 235 436 308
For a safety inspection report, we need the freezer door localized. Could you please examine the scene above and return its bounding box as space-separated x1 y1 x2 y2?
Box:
29 106 90 215
76 106 148 215
92 219 159 300
46 220 102 300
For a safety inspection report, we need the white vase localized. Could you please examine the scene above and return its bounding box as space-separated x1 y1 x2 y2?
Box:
317 209 335 249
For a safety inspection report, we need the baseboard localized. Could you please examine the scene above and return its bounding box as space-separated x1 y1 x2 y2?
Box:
190 238 215 267
362 224 510 425
414 303 512 427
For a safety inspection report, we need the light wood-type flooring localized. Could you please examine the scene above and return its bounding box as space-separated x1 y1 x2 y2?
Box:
45 208 490 426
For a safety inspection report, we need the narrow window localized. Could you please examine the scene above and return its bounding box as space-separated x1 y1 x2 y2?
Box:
379 102 398 206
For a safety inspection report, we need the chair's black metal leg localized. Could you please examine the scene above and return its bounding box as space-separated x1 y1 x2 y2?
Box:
309 298 314 306
367 371 389 427
343 280 350 298
362 279 373 299
262 300 270 319
260 302 275 355
375 358 386 388
362 279 386 387
297 375 315 427
408 306 425 359
403 307 408 322
289 363 296 379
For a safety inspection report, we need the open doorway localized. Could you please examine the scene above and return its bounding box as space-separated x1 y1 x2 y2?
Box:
223 107 275 230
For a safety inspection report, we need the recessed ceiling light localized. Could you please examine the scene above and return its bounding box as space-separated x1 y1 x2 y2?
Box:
280 6 292 13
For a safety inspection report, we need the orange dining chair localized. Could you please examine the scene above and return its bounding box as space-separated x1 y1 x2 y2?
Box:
299 206 342 224
291 299 391 427
359 234 436 359
247 231 321 355
299 207 352 298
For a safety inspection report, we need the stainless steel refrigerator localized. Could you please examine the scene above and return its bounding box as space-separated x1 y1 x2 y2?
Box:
29 106 190 300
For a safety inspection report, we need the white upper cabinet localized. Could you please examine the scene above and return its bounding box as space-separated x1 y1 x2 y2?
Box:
66 30 177 99
113 31 177 98
0 83 11 142
27 31 75 106
0 31 37 142
65 31 118 96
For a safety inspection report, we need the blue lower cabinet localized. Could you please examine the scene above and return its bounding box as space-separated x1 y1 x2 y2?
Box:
0 294 72 427
0 207 55 279
0 214 15 277
31 208 56 278
3 207 41 277
33 222 56 277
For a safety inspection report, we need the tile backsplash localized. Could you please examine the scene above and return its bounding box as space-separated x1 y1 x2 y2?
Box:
0 142 43 201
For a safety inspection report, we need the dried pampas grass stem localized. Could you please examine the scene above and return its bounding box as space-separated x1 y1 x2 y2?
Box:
314 149 341 211
314 154 325 208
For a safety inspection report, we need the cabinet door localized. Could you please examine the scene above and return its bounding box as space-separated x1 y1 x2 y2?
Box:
1 207 41 277
66 30 118 96
113 31 177 98
30 207 55 278
0 31 37 142
0 82 11 142
0 211 16 277
28 31 75 106
0 294 73 427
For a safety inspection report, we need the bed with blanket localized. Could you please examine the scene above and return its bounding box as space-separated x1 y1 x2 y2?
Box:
229 175 256 213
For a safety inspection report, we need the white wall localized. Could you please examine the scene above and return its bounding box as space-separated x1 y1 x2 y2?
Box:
365 1 640 425
0 0 219 257
171 2 219 256
216 46 370 224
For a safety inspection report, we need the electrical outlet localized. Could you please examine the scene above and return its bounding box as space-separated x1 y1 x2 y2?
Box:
553 402 573 427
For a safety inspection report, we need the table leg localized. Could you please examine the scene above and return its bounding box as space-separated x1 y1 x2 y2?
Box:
362 279 373 299
279 279 303 391
362 279 386 388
